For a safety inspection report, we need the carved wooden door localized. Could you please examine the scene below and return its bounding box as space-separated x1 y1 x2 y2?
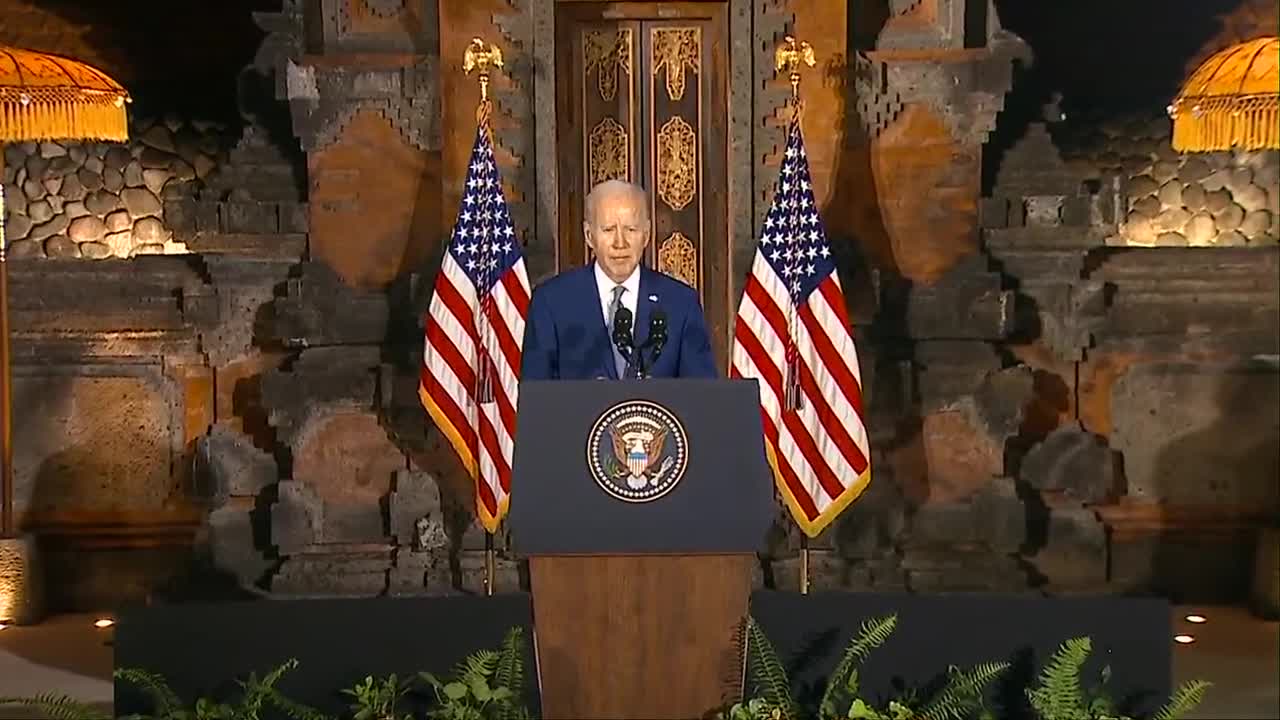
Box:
555 1 731 368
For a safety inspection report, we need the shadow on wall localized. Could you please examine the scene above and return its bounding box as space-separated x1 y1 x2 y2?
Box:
1146 362 1280 603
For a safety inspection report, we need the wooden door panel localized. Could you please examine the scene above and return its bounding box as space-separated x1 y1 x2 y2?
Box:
556 2 731 369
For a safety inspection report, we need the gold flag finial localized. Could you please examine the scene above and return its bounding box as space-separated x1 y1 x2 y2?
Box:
774 35 816 102
463 37 504 104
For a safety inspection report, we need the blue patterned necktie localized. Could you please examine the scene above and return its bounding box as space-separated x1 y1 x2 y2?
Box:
607 285 627 377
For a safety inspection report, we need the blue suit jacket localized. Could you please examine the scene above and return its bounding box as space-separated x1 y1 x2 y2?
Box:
520 265 719 380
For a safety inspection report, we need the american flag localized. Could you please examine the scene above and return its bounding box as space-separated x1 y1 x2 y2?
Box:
729 118 872 538
419 120 531 533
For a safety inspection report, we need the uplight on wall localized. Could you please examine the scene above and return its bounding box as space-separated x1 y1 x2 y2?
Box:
1184 614 1207 624
1174 634 1196 644
93 618 115 629
0 535 41 625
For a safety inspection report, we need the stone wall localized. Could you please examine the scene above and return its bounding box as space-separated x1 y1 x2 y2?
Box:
1055 113 1280 247
2 116 230 259
8 0 1278 611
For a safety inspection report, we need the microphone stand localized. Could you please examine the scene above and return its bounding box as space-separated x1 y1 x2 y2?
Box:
632 314 667 380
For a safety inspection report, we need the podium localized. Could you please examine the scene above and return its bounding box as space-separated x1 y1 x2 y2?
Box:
509 379 775 720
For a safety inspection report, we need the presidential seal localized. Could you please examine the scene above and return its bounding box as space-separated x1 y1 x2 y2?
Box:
586 400 689 502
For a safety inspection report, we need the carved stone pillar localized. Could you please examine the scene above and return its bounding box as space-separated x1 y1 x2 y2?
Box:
278 0 443 290
852 0 1029 283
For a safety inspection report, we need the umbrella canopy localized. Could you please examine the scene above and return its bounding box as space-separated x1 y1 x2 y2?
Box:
1169 36 1279 152
0 44 130 142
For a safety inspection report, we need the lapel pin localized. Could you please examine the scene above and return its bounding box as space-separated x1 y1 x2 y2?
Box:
648 294 658 302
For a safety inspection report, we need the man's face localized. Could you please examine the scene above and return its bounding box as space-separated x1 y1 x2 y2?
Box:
584 188 649 283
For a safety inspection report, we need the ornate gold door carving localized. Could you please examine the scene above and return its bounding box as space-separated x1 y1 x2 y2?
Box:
556 2 731 366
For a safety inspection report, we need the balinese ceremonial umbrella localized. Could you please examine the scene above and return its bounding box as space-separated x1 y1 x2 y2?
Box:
0 46 129 624
1168 36 1279 152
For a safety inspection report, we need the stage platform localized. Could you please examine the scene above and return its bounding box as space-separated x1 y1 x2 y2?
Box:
0 599 1275 719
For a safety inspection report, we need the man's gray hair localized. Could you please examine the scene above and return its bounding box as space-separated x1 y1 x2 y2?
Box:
584 179 650 224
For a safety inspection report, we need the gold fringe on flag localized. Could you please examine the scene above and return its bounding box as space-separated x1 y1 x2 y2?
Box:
1169 37 1279 153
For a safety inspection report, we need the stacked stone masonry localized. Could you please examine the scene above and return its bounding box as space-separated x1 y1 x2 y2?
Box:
1 116 234 259
1055 112 1280 247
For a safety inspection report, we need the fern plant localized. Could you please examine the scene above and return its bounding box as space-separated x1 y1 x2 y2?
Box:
723 614 1007 720
1027 637 1211 720
114 659 332 720
819 614 898 719
0 693 110 720
343 675 413 720
421 627 532 720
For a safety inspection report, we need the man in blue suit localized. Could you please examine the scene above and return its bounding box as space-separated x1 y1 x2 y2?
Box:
521 179 718 380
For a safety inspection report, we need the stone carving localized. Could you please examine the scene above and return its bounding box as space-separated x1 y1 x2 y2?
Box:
657 232 698 289
282 58 441 154
652 27 700 101
656 116 697 211
361 0 404 19
752 0 795 233
490 0 537 257
584 29 633 102
589 117 630 186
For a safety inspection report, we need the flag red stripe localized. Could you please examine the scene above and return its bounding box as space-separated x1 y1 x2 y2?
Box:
733 317 785 399
808 279 867 414
732 321 822 520
501 269 530 316
779 401 846 501
434 272 480 345
794 337 870 474
760 411 821 522
475 403 511 499
425 318 477 392
743 275 793 346
483 296 522 396
419 366 478 457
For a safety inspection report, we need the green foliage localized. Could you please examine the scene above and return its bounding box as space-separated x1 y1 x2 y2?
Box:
918 661 1011 720
420 627 531 720
726 614 1006 720
342 675 412 720
819 614 898 719
1027 637 1093 720
0 693 111 720
113 659 333 720
1152 680 1212 720
1027 637 1212 720
739 615 802 720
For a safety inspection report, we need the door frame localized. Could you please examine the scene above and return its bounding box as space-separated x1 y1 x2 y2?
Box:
531 0 756 373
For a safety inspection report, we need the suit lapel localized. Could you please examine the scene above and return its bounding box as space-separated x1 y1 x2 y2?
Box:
583 266 618 379
634 267 654 350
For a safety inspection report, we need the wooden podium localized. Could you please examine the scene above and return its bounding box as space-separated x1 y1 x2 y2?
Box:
509 380 775 720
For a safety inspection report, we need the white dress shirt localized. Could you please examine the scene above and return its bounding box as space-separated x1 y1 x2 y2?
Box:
594 261 640 376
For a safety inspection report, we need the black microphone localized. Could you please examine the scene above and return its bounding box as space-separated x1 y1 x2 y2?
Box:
611 306 634 360
633 308 667 379
647 309 668 357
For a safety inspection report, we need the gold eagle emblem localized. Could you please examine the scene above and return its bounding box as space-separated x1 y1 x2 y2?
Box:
610 424 668 489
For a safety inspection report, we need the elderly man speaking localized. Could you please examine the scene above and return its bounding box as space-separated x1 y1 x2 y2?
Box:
520 179 718 381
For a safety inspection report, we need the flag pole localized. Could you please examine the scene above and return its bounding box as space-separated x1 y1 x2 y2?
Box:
774 36 815 414
464 37 504 598
775 36 818 594
800 535 810 595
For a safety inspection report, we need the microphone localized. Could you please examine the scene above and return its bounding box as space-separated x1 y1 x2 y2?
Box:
611 306 634 362
633 308 667 379
647 309 668 357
